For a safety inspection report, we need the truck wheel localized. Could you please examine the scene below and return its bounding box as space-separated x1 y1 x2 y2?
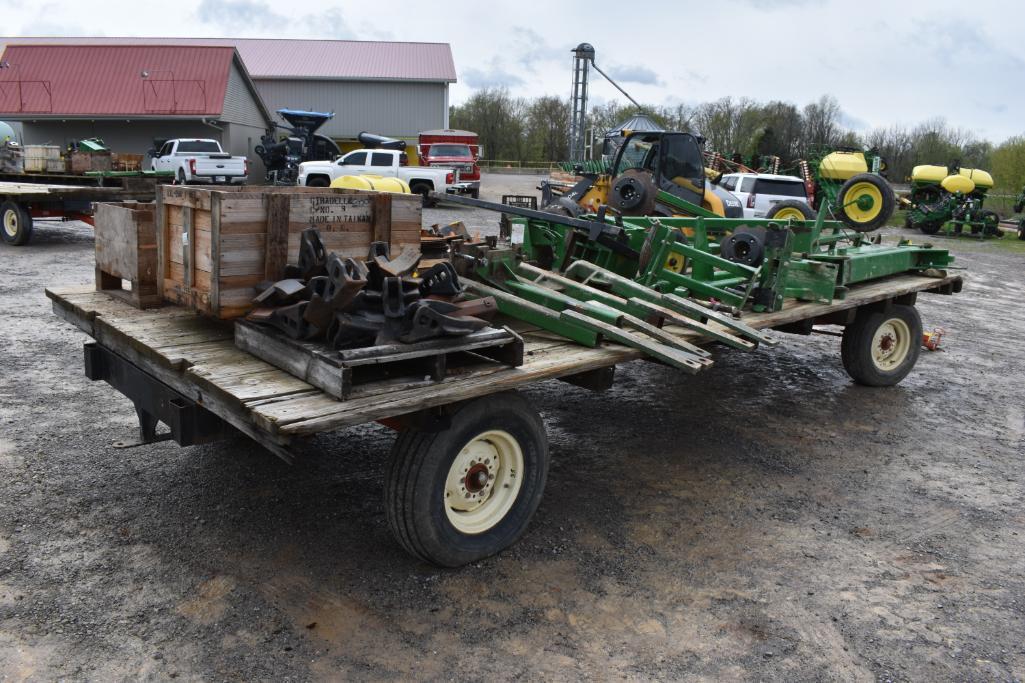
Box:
470 188 480 200
835 173 895 232
766 199 814 222
1 201 33 246
410 182 436 208
385 391 549 567
841 304 922 387
306 176 330 187
176 169 188 186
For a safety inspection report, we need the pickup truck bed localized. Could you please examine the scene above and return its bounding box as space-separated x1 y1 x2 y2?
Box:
46 271 962 462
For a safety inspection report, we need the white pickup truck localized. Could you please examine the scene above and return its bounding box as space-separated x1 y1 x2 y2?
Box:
297 149 461 205
150 139 248 185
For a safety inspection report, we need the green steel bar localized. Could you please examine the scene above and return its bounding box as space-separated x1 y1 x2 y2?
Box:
559 310 708 375
463 281 600 347
562 260 776 347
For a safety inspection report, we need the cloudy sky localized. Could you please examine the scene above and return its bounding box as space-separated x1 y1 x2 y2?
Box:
4 0 1024 141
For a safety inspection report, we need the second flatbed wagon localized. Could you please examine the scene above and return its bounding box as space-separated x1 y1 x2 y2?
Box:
47 267 962 566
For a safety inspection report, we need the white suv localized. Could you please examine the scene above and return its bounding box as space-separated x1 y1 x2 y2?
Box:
720 173 810 219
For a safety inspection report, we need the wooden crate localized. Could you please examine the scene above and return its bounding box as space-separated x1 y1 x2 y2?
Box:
24 145 61 172
156 186 422 319
111 153 143 172
71 151 112 174
94 202 161 309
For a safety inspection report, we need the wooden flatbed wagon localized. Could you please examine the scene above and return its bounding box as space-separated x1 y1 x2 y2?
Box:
1 178 162 245
46 269 962 566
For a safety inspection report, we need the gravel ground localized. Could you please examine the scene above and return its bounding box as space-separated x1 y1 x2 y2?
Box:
1 173 1023 681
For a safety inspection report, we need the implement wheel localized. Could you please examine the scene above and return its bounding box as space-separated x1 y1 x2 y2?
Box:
918 221 942 235
841 304 922 386
981 210 1001 237
767 199 814 222
835 173 895 232
385 391 549 567
1 201 33 246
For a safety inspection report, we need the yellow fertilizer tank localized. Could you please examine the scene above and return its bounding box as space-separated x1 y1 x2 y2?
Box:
818 151 869 180
330 175 411 193
959 167 993 190
910 165 949 184
911 165 993 193
940 174 975 194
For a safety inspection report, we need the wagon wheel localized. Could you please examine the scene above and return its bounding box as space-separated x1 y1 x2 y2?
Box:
0 201 33 246
840 304 922 386
385 391 549 566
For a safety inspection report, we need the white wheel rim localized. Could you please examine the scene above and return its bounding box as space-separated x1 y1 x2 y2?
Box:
3 209 18 238
444 430 524 535
871 317 912 371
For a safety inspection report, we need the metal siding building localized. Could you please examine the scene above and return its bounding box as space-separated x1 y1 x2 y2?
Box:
0 37 457 143
254 79 447 139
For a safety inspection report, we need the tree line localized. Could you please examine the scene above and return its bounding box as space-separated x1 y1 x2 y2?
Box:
450 88 1025 191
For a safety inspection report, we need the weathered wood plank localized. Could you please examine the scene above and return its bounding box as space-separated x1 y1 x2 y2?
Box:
264 193 291 282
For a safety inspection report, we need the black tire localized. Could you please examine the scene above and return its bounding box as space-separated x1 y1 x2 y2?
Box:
306 175 330 188
835 173 895 232
981 210 1001 237
766 199 815 221
841 304 922 387
469 188 480 200
410 182 436 208
177 169 188 185
1018 218 1025 241
918 221 942 235
385 392 549 567
0 201 33 246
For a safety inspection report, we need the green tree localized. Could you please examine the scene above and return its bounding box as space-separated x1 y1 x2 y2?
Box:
990 136 1025 191
524 96 570 162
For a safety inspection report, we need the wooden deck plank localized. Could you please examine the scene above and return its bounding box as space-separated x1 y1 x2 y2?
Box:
45 270 963 445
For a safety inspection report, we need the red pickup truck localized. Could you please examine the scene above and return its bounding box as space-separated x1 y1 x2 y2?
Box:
418 129 480 198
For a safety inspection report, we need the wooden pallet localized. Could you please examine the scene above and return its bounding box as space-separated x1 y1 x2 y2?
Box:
235 320 524 400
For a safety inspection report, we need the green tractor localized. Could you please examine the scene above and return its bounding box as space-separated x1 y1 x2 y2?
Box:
906 162 1000 237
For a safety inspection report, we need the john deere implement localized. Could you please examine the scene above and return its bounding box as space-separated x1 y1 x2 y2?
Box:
906 162 1000 237
434 193 954 375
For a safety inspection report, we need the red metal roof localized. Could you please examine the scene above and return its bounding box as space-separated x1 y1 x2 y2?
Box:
0 45 236 117
0 38 457 82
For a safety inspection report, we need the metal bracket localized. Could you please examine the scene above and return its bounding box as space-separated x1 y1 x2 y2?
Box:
84 343 234 448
